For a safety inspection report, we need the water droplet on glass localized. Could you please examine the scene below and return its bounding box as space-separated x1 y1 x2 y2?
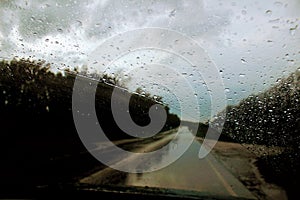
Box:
76 20 83 27
241 58 247 63
274 1 283 7
265 10 272 15
289 25 298 36
169 9 176 17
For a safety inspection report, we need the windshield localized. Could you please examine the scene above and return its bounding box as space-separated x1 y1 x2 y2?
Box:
0 1 299 199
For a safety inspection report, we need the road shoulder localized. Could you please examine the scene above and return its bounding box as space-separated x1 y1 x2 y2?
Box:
201 139 288 200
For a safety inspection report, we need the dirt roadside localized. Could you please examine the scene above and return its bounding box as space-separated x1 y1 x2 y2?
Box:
202 139 288 200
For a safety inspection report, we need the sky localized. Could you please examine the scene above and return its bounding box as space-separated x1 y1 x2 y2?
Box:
0 0 299 122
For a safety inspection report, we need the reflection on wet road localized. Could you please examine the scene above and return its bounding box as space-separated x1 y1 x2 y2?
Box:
80 127 255 199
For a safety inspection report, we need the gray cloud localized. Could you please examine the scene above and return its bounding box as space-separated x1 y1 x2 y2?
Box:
0 0 299 120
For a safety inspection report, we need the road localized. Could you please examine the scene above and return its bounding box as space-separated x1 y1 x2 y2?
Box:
80 127 256 199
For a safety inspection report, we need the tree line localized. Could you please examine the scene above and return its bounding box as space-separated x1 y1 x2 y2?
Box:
0 58 180 186
213 69 299 198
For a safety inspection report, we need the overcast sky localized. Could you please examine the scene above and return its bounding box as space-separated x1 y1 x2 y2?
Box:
0 0 299 121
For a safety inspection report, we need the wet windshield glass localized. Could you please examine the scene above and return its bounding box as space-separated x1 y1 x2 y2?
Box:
0 0 299 199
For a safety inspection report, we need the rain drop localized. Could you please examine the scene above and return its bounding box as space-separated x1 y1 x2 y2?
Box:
241 10 247 15
169 9 176 17
265 10 272 15
76 20 83 27
289 25 298 36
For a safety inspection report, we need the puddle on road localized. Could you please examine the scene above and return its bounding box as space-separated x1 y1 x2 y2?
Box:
124 129 212 192
123 127 255 199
